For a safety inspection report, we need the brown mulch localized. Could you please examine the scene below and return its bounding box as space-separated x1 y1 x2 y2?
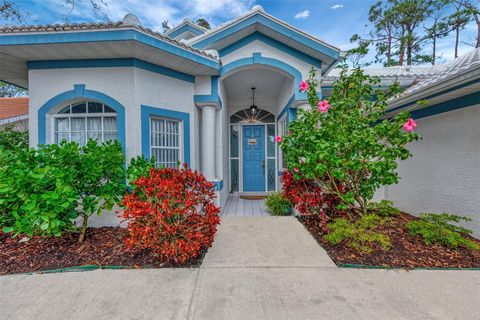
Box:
298 212 480 269
0 227 205 275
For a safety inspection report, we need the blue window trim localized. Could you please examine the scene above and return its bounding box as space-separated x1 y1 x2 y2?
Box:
221 52 307 100
167 24 205 39
28 59 195 83
0 29 219 69
141 105 191 167
193 76 221 105
37 84 126 151
214 179 224 191
191 13 340 60
218 32 322 69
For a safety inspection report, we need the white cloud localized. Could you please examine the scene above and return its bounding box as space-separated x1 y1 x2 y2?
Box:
330 4 344 10
294 10 310 19
37 0 255 32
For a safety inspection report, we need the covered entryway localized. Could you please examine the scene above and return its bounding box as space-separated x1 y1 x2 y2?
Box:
222 66 295 194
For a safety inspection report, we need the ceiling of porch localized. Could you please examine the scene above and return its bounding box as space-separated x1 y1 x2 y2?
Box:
223 68 289 98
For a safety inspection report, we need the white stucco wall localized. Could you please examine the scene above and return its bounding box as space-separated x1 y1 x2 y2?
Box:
221 40 319 81
387 105 480 236
28 66 197 227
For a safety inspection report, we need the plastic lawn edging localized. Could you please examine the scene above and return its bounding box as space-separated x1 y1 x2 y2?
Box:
339 263 480 271
23 265 142 275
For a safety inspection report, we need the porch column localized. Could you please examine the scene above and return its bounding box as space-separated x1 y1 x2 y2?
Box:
201 105 216 181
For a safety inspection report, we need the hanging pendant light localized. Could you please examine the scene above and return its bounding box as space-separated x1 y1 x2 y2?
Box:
249 87 258 119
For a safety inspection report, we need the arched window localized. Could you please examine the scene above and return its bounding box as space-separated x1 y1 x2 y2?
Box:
230 108 275 124
53 101 117 145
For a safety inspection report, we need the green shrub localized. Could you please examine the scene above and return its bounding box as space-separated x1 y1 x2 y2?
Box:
265 192 292 216
324 214 392 253
407 213 479 250
0 147 78 237
367 200 400 217
0 126 28 151
0 140 126 242
126 155 156 183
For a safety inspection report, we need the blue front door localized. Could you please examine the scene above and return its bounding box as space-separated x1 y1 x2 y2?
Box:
243 125 265 192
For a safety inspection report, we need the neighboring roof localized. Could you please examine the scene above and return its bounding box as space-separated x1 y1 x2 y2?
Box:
389 48 480 111
0 97 28 120
322 64 448 87
187 5 342 73
165 19 207 40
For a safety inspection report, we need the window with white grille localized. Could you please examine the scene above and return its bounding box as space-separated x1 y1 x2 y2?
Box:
53 101 117 146
150 117 182 168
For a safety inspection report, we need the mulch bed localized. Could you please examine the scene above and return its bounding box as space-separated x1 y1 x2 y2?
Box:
0 227 205 275
298 212 480 269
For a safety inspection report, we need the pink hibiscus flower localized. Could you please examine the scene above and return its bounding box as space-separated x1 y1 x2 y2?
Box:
403 118 417 132
275 135 283 143
317 100 331 113
294 167 300 173
299 80 309 93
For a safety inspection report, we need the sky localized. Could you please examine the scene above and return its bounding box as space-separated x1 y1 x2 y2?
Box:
13 0 479 65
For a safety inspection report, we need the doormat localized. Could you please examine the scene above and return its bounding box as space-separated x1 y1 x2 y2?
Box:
240 195 267 200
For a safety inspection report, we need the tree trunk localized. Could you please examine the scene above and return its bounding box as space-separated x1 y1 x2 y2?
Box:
78 215 88 243
432 36 436 65
475 13 480 48
407 33 413 66
455 26 460 58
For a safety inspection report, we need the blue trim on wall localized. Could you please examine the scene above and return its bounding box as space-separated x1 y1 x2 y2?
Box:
388 78 480 114
192 13 340 60
214 179 224 191
1 29 219 69
193 76 221 106
218 32 322 69
141 105 191 167
167 24 205 39
221 52 307 100
278 94 295 121
37 84 126 151
28 58 195 83
410 91 480 119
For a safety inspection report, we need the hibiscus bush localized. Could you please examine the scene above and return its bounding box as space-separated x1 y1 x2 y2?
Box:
281 170 339 223
121 166 221 264
280 67 420 216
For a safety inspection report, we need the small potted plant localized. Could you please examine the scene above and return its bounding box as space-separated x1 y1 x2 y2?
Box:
266 192 292 216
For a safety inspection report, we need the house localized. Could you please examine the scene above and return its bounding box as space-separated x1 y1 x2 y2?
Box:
0 6 478 232
0 97 28 130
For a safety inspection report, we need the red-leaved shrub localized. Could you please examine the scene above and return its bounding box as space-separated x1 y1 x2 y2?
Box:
121 166 221 264
281 169 340 223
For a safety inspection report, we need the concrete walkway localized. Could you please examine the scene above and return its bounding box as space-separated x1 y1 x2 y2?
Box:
1 217 479 320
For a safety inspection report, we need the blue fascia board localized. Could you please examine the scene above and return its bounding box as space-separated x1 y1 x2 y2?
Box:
28 58 195 83
0 29 219 69
220 52 307 100
410 91 480 119
388 78 480 114
37 84 126 152
141 105 191 167
218 32 322 69
168 24 205 39
193 13 340 60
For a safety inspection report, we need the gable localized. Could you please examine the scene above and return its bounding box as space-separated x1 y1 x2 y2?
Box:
189 8 341 73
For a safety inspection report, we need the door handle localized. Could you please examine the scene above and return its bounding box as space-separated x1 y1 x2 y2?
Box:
262 160 265 175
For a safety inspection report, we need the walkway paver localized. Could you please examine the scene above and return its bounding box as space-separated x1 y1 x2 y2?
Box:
202 217 336 268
